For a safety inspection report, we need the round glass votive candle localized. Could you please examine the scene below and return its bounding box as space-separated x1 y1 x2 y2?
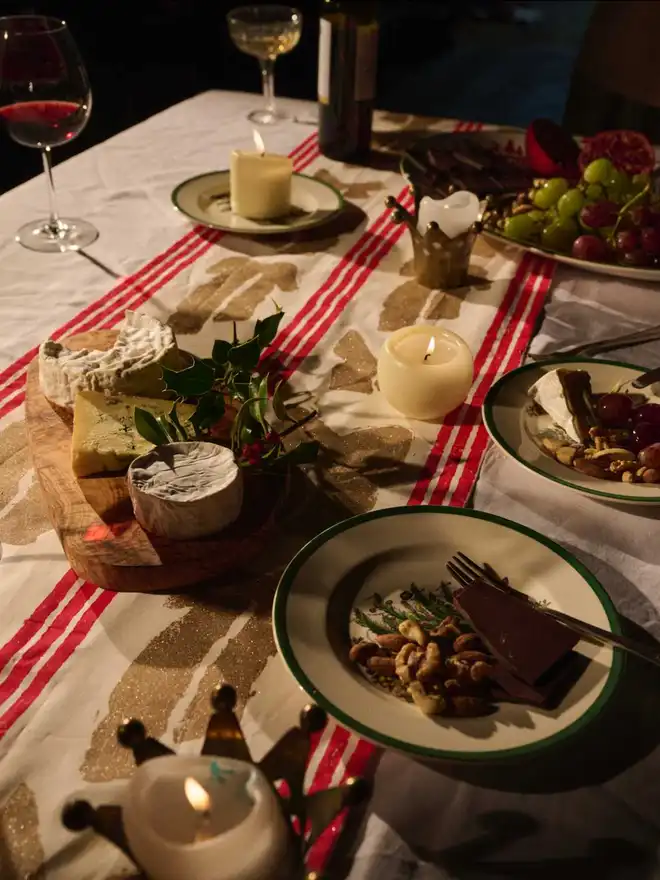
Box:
122 755 292 880
377 326 474 420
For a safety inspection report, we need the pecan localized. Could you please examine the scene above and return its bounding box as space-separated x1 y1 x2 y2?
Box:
375 633 410 653
349 642 380 665
417 643 442 682
622 470 636 483
511 203 535 215
366 656 396 676
398 619 429 647
470 661 495 682
453 633 484 653
443 678 463 695
454 650 490 664
451 696 490 717
408 681 446 716
445 656 472 680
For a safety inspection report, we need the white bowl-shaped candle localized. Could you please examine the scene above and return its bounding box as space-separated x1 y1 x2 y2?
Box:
377 326 474 421
122 755 292 880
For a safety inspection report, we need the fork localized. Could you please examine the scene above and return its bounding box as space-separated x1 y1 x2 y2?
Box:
446 552 660 669
529 325 660 361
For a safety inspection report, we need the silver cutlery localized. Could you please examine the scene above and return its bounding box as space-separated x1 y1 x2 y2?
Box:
530 325 660 361
447 552 660 669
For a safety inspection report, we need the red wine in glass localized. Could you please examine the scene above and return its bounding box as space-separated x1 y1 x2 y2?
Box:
0 16 97 252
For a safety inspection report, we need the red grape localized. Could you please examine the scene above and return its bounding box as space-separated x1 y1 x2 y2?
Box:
615 229 639 253
596 393 633 425
641 226 660 256
580 200 619 229
621 249 651 266
633 403 660 425
633 421 660 450
630 205 653 227
639 443 660 468
572 235 609 262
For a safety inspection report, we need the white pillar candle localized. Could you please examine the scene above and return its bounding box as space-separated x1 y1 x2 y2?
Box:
417 191 480 238
230 130 293 221
377 325 474 421
122 755 292 880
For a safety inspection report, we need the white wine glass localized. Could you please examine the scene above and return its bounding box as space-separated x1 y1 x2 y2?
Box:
0 15 97 253
227 5 302 125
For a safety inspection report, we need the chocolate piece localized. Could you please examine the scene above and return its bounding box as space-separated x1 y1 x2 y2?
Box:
454 581 579 686
490 651 590 709
556 368 598 442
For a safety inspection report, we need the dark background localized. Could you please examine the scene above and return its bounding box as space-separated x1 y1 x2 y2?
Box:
0 0 594 194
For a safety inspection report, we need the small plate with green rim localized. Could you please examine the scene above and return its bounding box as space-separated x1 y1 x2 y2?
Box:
273 506 621 763
483 357 660 505
171 171 344 235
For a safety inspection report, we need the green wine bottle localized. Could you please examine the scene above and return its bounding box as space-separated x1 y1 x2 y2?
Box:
317 0 379 163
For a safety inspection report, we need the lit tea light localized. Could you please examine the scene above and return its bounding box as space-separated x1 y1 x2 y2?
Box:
377 325 474 420
184 777 213 843
230 129 293 220
417 191 480 239
122 755 292 880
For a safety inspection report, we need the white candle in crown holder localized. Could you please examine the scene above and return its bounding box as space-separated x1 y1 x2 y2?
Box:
417 191 480 238
377 325 474 421
122 755 292 880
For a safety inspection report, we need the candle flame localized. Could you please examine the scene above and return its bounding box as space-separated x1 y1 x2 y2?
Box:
253 128 266 155
424 336 435 361
184 777 211 814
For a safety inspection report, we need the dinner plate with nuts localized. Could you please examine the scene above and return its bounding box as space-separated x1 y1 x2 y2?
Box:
273 507 620 762
483 358 660 504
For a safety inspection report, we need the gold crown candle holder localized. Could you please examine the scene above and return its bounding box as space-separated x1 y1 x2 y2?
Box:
386 189 485 290
61 685 370 880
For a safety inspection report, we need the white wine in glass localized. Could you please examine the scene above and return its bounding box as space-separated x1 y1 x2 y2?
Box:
227 5 302 125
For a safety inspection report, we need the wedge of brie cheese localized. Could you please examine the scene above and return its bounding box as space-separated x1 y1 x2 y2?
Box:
72 392 196 477
40 311 185 410
528 368 593 445
127 442 243 540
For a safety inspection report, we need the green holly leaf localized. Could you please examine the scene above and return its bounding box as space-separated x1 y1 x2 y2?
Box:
134 408 170 447
169 402 190 441
254 308 284 347
190 393 226 434
227 336 262 372
212 339 232 366
248 375 269 427
162 356 215 397
271 379 290 423
156 415 180 442
277 440 320 466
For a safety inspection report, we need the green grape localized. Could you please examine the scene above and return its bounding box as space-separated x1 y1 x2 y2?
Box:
503 213 539 242
584 183 605 201
557 188 584 218
533 177 569 210
605 169 629 203
583 158 614 184
541 218 579 253
527 209 546 223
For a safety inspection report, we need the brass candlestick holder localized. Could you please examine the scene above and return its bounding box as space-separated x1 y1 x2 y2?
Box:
386 190 485 290
61 685 370 880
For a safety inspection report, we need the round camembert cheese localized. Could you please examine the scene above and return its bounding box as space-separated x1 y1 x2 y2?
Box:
39 310 184 410
127 442 243 540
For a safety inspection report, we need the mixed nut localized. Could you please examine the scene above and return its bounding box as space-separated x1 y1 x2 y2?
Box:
536 391 660 484
349 615 496 718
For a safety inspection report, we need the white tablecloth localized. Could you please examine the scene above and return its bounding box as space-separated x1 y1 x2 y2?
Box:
0 91 549 878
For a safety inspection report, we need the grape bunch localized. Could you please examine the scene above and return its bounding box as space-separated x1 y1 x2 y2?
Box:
484 157 660 267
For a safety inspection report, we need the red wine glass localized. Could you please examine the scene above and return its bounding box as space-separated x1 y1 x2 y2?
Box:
0 15 97 252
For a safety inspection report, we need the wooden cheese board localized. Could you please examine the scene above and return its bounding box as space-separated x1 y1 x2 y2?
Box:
25 331 288 593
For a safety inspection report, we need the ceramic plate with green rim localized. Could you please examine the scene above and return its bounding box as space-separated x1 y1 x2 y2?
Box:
171 171 344 235
273 506 621 763
483 358 660 505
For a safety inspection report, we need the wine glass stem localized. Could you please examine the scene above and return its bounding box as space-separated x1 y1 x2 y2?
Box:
41 147 62 236
260 59 276 116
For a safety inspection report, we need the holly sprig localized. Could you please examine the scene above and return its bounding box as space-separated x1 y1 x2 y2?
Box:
134 306 319 469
